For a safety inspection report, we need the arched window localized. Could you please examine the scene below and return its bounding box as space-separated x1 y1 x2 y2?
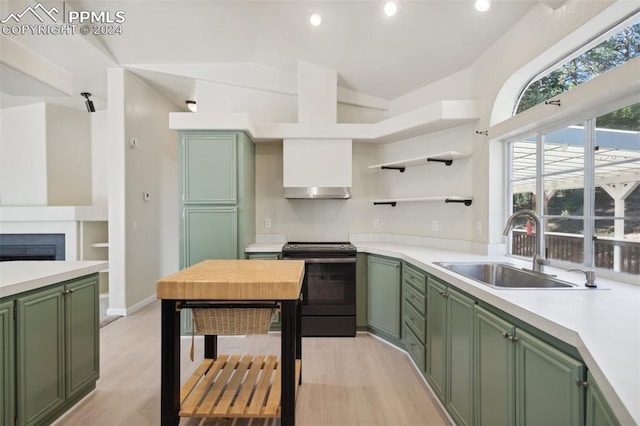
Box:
515 18 639 115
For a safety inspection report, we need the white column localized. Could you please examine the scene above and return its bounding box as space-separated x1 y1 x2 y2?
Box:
602 182 639 272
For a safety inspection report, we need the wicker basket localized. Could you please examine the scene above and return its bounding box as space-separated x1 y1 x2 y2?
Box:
191 303 274 335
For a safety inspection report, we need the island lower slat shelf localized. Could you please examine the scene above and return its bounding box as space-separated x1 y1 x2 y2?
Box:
180 354 301 419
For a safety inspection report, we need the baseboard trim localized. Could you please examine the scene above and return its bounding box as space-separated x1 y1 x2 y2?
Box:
106 294 156 317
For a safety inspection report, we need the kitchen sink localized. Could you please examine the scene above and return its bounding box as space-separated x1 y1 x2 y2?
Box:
435 262 578 289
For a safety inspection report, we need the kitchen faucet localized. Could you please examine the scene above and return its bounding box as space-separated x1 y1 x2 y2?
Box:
503 210 550 273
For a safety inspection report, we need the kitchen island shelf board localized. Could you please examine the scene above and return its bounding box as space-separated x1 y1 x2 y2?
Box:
157 259 304 426
180 354 301 418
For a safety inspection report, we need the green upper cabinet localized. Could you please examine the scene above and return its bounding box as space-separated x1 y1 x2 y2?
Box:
367 255 401 340
0 300 15 426
178 131 255 266
182 133 237 204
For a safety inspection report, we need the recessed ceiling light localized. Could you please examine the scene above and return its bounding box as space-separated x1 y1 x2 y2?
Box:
383 1 399 17
474 0 493 12
309 11 322 26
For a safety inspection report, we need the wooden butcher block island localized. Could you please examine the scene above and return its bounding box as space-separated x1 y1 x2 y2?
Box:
157 259 305 426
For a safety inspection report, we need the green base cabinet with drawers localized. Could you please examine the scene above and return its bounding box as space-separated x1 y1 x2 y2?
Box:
1 274 100 426
367 255 402 343
360 254 620 426
401 262 427 372
178 131 256 334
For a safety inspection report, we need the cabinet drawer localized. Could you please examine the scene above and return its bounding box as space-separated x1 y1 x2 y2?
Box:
403 300 426 343
403 263 426 293
403 282 426 316
403 324 425 371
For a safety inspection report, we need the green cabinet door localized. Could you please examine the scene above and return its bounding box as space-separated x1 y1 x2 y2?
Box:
65 276 99 399
586 371 620 426
426 277 447 400
474 305 516 426
367 255 401 339
183 207 238 266
0 300 15 426
181 133 237 204
446 287 475 426
17 285 65 426
516 328 585 426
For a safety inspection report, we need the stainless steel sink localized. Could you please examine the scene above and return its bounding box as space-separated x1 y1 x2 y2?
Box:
435 262 577 289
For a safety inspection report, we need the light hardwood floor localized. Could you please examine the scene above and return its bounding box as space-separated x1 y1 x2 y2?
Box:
55 301 450 426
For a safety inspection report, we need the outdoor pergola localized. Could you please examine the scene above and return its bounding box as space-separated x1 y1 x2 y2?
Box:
511 126 640 272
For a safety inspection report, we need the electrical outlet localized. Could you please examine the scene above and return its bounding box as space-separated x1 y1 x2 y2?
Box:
143 192 150 201
432 220 439 231
264 218 271 229
476 221 482 235
373 218 380 229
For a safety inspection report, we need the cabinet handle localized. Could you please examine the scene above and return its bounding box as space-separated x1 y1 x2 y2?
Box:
575 379 589 388
62 289 74 295
502 331 518 342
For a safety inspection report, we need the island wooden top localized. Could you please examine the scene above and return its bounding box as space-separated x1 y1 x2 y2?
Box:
156 259 305 301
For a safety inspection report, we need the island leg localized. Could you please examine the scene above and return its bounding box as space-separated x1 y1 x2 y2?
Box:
204 335 217 359
161 300 180 425
281 299 297 426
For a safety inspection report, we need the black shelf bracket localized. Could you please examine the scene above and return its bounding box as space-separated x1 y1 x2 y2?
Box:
445 198 472 206
373 201 397 207
545 99 561 106
381 166 406 173
427 158 453 166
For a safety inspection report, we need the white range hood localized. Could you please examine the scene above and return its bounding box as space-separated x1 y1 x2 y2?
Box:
283 138 352 199
282 62 352 199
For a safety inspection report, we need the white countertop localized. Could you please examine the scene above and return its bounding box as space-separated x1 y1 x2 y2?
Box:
244 242 285 253
354 242 639 425
0 261 108 298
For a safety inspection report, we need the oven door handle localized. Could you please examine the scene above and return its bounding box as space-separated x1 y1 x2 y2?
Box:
284 257 356 264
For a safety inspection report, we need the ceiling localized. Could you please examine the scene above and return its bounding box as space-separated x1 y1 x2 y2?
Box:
1 0 548 113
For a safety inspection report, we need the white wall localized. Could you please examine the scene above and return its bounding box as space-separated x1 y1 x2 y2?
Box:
0 102 92 206
0 103 47 205
108 68 179 314
45 103 92 205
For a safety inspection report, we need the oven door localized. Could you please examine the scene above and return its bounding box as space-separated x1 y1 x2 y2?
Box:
299 257 356 316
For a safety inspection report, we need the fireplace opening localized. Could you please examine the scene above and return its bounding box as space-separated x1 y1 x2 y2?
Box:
0 234 65 262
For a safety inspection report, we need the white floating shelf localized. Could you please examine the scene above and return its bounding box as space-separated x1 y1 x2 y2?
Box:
372 196 473 207
369 151 470 171
91 243 109 248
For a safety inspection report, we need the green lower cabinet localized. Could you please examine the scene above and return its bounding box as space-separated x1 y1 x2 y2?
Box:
445 287 475 426
516 328 585 426
586 371 620 426
1 300 15 426
474 305 516 426
183 207 238 265
367 255 401 341
427 278 475 426
16 275 99 426
426 278 447 401
17 285 66 425
474 304 585 426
